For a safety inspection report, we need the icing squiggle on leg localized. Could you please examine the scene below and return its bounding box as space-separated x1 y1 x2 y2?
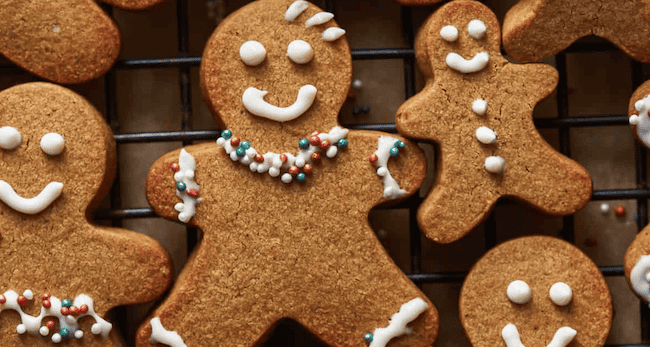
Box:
368 297 428 347
150 317 187 347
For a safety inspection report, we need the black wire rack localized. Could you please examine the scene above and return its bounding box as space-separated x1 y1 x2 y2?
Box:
1 0 648 345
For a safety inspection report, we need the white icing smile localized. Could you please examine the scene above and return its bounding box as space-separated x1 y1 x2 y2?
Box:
0 181 63 214
242 85 317 122
502 324 576 347
446 51 489 73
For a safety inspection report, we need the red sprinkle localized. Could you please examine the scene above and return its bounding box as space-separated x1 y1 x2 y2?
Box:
369 154 379 164
254 154 264 163
61 307 70 316
303 164 313 174
319 139 331 150
230 137 241 147
311 130 320 136
17 296 27 306
41 293 50 301
69 306 80 316
170 163 180 172
309 136 321 146
45 320 55 330
187 189 199 198
279 154 288 164
0 295 6 304
310 152 321 162
42 300 51 309
614 206 626 217
288 166 300 176
79 304 89 314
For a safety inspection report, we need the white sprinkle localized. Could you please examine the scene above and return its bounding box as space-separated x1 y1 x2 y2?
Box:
281 173 293 183
23 290 33 300
485 156 505 174
475 126 497 144
472 99 487 115
16 324 26 334
600 203 609 214
39 326 49 336
74 330 84 339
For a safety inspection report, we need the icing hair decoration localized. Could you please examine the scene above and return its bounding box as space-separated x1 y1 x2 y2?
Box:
285 1 346 42
285 0 309 22
305 12 334 27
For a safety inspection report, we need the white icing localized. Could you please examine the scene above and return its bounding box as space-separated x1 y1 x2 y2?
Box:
322 27 346 41
599 203 609 214
373 136 407 200
369 298 428 347
507 280 531 304
174 149 201 223
150 317 187 347
472 99 487 115
467 19 487 39
287 40 314 64
239 41 266 66
305 12 334 27
285 0 309 22
440 25 458 42
0 181 63 214
242 85 317 122
0 126 21 150
446 51 490 73
630 94 650 148
631 255 650 302
217 126 348 184
484 156 505 174
0 290 111 342
502 324 576 347
281 173 292 183
40 133 65 156
549 282 572 306
475 126 497 144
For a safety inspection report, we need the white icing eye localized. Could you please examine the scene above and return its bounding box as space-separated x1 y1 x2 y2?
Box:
549 282 572 306
507 280 531 304
287 40 314 64
40 133 65 156
239 41 267 66
440 25 458 42
0 126 21 150
468 19 487 39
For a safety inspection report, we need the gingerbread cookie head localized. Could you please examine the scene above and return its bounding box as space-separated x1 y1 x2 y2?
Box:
461 236 612 347
201 0 351 154
0 82 172 346
628 79 650 149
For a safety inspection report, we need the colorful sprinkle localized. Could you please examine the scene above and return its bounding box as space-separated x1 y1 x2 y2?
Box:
45 320 56 330
221 129 232 140
389 147 399 157
364 333 373 343
42 299 51 309
0 295 6 304
230 137 241 147
309 135 321 146
235 147 246 157
69 306 80 316
311 130 320 136
296 172 307 182
170 163 180 172
41 293 50 301
60 307 70 316
337 138 348 149
254 154 264 163
319 139 331 150
303 164 313 174
279 154 288 164
17 296 27 306
61 298 72 308
60 327 70 338
187 189 199 198
394 140 406 149
310 152 321 162
288 166 300 176
369 154 379 163
79 304 89 314
240 141 251 150
298 138 310 150
176 181 187 192
614 205 626 217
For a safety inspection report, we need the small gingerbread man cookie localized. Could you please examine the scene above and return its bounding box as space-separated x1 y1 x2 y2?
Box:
461 236 612 347
503 0 650 62
0 82 172 346
395 0 592 244
136 1 439 346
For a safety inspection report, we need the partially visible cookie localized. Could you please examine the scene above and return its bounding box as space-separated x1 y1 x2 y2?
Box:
461 236 612 347
628 80 650 149
0 82 173 346
624 225 650 304
502 0 650 62
395 0 592 244
101 0 166 10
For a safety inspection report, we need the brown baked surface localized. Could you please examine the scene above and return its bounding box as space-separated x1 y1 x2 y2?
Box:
628 79 650 146
393 0 443 5
100 0 167 10
0 0 121 84
0 82 172 346
460 236 612 347
136 0 439 346
502 0 650 62
395 0 592 244
624 225 650 302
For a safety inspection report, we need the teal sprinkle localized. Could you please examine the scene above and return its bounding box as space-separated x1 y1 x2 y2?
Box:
61 299 72 308
240 141 251 150
363 333 373 343
296 173 307 182
176 181 187 192
236 147 246 157
337 138 348 149
221 129 232 140
394 140 406 149
298 138 310 150
389 147 399 157
60 327 70 338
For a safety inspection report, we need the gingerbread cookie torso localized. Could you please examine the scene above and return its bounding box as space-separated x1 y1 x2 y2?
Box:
0 0 166 84
395 0 592 244
461 236 612 347
0 82 172 346
503 0 650 62
135 1 439 346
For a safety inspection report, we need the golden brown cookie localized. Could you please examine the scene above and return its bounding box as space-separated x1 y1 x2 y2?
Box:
0 82 173 346
624 225 650 304
0 0 166 84
136 1 439 346
395 0 592 244
461 236 612 347
628 80 650 149
101 0 166 10
502 0 650 62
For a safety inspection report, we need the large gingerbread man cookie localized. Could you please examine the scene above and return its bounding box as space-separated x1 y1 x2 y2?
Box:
461 236 612 347
136 1 438 346
0 82 172 346
0 0 166 84
502 0 650 62
395 0 592 244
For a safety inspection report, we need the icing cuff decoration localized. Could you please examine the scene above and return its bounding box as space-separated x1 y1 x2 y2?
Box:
369 136 407 200
150 317 187 347
502 323 576 347
366 297 428 347
172 149 202 223
0 181 63 214
217 126 348 184
631 255 650 302
630 94 650 148
0 290 111 343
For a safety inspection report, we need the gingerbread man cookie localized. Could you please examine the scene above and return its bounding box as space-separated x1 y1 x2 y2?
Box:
395 0 592 244
461 236 612 347
136 1 438 346
0 82 172 346
624 225 650 304
0 0 165 84
503 0 650 62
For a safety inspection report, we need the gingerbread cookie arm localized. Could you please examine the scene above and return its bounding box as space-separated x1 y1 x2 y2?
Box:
0 0 120 84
